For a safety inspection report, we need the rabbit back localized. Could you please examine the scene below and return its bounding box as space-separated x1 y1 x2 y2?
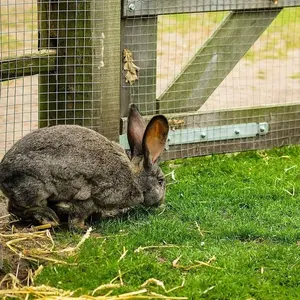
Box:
0 125 143 218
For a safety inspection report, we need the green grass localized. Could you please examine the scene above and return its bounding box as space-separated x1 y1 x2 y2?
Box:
289 72 300 79
35 146 300 298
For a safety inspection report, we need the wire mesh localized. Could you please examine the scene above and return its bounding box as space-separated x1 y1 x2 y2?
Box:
1 1 300 160
1 0 38 158
0 0 112 159
121 2 300 159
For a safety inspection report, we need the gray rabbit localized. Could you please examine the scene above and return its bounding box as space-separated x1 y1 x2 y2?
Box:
0 104 169 231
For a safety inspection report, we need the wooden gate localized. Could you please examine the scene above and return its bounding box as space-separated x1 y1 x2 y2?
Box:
119 1 300 160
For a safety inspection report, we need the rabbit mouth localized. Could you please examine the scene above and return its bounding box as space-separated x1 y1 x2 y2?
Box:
143 192 165 207
150 201 163 208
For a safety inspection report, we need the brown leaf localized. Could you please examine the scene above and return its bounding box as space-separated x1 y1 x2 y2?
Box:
123 48 140 85
168 119 185 130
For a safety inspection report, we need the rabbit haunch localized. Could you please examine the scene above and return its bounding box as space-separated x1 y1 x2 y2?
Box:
0 104 169 231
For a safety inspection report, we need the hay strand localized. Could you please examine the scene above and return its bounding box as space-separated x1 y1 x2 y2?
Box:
134 244 189 253
172 255 221 271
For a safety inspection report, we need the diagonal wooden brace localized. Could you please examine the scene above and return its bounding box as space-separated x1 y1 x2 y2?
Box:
157 9 281 114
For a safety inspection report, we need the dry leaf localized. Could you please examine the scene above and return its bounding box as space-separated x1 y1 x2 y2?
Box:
123 48 140 85
168 119 185 130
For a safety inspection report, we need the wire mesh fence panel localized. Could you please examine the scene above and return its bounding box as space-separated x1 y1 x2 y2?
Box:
1 0 300 161
0 0 120 160
120 1 300 160
0 0 38 158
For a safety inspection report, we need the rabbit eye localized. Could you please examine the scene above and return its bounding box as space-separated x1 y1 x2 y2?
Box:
158 178 164 186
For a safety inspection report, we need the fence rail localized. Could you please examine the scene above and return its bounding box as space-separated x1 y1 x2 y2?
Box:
0 50 56 82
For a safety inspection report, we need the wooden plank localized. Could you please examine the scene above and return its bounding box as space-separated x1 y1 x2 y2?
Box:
123 0 300 17
120 104 300 160
93 0 121 140
0 50 56 82
157 10 281 114
120 17 158 117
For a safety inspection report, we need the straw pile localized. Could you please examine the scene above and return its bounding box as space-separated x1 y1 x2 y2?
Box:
0 216 188 299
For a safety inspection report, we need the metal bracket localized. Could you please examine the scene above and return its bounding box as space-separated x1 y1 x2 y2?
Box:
119 122 269 150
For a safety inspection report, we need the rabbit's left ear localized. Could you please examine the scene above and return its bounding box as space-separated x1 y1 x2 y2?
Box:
127 104 146 157
142 115 169 168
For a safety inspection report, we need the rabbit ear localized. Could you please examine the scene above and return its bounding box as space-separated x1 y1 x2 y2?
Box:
142 115 169 168
127 104 146 157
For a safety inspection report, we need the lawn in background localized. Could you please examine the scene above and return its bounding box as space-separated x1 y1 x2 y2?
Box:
36 146 300 299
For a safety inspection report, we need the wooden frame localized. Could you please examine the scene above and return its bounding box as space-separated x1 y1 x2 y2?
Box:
120 1 300 159
123 0 300 17
1 0 299 159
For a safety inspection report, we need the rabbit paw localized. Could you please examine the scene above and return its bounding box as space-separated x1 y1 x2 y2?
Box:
25 207 60 227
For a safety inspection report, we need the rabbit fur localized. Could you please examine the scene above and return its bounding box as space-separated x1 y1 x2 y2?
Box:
0 104 169 231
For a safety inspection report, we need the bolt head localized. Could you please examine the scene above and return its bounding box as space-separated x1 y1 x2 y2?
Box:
260 127 265 133
235 129 240 135
128 3 135 11
201 132 206 138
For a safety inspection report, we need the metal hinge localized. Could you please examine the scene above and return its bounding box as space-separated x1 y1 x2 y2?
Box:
119 122 269 150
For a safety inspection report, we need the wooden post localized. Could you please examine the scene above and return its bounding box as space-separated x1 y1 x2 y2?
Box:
93 0 121 140
120 17 158 117
38 0 121 141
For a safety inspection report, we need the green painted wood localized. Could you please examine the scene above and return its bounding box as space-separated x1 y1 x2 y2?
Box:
0 50 56 82
120 17 158 117
92 0 121 141
157 10 281 114
123 0 299 17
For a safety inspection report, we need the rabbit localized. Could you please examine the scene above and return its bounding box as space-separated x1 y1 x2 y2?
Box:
0 104 169 231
